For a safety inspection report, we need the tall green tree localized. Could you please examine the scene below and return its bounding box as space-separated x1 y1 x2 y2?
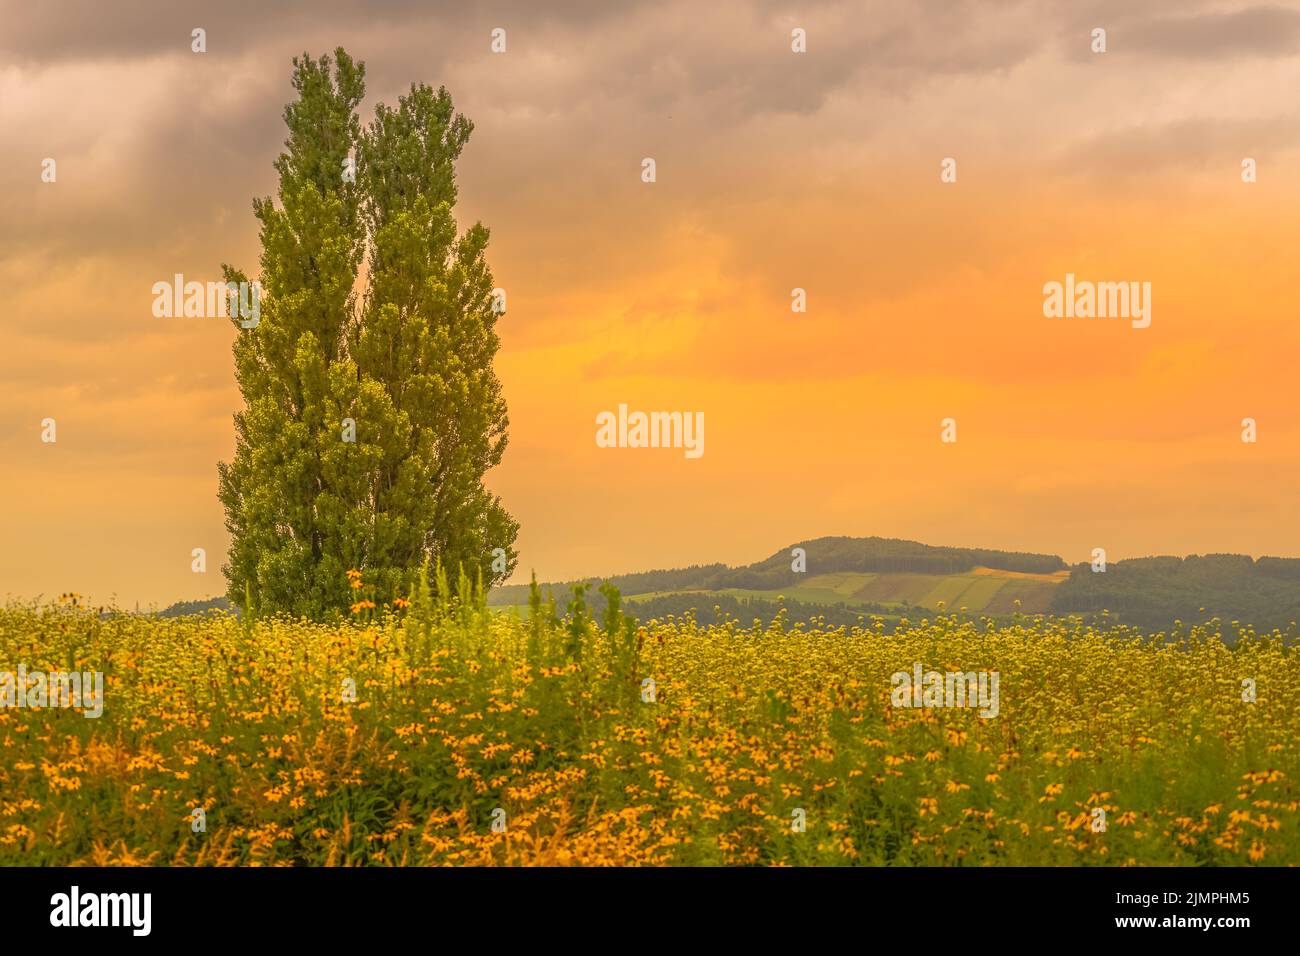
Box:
218 49 517 619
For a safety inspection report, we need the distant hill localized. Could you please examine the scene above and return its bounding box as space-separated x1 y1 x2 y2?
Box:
488 536 1066 605
157 596 236 618
158 537 1300 634
487 536 1070 629
713 535 1067 584
488 536 1300 634
1051 554 1300 632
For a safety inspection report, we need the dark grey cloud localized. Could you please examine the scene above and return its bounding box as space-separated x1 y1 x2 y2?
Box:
0 0 1050 117
1127 6 1300 60
0 0 1062 276
1052 1 1300 61
0 0 622 63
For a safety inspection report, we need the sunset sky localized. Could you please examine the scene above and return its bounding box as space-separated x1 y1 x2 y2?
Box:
2 0 1299 607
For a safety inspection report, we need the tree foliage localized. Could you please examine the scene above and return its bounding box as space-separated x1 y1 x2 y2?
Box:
218 49 517 619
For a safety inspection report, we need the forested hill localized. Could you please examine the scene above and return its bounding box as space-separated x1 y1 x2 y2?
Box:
161 538 1300 633
486 536 1066 604
708 536 1066 588
1051 554 1300 631
484 537 1300 633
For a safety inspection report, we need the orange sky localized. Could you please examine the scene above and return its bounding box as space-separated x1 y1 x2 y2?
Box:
2 1 1299 607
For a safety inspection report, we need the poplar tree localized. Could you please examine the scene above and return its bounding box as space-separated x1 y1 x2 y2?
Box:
218 49 517 618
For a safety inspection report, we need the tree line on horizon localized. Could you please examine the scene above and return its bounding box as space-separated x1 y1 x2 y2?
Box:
1051 553 1300 632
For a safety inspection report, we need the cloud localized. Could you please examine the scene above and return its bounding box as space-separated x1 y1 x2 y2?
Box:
1125 6 1300 60
4 0 1300 602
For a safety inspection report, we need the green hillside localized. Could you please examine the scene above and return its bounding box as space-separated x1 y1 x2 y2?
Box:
652 568 1064 616
162 537 1300 635
488 535 1066 607
486 537 1072 629
1052 554 1300 631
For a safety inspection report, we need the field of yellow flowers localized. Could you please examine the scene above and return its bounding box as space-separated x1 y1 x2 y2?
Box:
1 577 1297 866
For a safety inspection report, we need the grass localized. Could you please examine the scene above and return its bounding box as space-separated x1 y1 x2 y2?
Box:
0 582 1296 866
